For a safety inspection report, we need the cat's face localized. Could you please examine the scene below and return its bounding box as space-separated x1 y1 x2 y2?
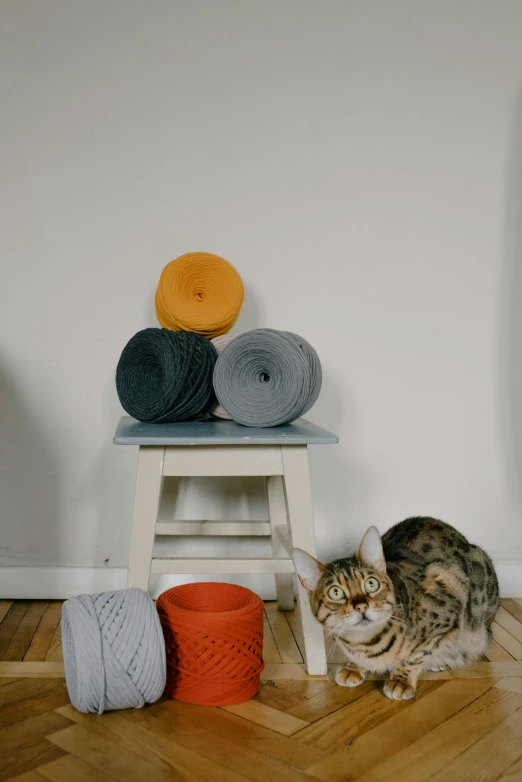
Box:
293 526 396 638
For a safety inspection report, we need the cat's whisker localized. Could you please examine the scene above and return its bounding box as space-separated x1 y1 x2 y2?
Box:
390 611 409 623
369 609 411 629
389 618 410 629
324 628 348 662
329 638 345 662
386 613 411 627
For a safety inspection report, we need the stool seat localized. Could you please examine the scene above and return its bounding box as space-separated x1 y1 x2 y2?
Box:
114 415 338 675
114 416 339 446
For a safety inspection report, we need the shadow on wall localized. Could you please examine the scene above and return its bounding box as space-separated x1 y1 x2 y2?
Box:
0 362 61 566
307 368 372 562
500 85 522 553
73 370 136 568
234 282 261 334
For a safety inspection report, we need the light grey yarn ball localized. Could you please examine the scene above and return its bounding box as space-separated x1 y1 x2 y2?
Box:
213 328 322 427
61 587 166 714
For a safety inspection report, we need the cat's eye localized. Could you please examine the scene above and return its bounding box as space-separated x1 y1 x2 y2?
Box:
327 585 345 601
364 577 380 594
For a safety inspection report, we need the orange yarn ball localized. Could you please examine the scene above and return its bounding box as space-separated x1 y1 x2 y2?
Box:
156 583 264 706
155 252 244 338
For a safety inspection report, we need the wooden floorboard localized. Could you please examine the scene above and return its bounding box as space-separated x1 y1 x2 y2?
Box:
492 621 522 660
305 678 498 781
65 703 315 782
501 598 522 625
2 603 49 663
499 755 522 782
223 699 310 735
24 604 62 663
0 601 14 625
44 624 63 664
484 637 515 662
35 754 115 781
263 611 282 663
294 681 445 752
276 677 336 704
253 679 302 711
355 686 522 782
0 599 521 782
428 709 522 782
0 709 71 782
495 676 522 694
47 724 188 782
495 606 522 644
287 679 378 723
0 663 65 678
0 681 70 730
132 695 326 772
0 603 32 659
265 603 303 663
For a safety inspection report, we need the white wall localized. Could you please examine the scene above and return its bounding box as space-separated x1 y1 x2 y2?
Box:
1 0 522 596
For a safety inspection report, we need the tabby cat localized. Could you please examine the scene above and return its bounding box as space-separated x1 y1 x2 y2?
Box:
293 517 499 700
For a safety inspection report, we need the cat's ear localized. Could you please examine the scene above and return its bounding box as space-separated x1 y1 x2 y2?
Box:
292 548 326 592
357 526 386 572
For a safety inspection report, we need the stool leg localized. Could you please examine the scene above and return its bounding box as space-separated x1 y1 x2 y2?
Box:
267 475 294 611
282 445 327 675
127 446 165 592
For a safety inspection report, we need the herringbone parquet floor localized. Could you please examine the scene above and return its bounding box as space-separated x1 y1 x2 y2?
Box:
1 598 522 781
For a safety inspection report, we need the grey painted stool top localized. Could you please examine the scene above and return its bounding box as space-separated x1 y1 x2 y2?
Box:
114 416 339 446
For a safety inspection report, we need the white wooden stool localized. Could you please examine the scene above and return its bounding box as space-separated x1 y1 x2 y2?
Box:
114 416 338 675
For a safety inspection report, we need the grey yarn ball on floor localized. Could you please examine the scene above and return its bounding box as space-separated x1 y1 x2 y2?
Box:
213 328 322 427
61 587 166 714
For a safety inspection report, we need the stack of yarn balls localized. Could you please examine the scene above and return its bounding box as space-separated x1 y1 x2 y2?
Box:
116 251 322 427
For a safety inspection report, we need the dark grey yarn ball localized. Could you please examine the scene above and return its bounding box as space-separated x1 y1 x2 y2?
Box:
116 328 217 423
213 328 322 427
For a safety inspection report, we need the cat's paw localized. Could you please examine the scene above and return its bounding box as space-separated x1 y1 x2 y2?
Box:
383 679 416 701
336 667 365 687
429 665 449 672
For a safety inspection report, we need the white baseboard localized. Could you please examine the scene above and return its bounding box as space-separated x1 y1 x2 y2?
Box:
0 567 277 600
0 563 520 600
495 563 522 598
0 567 127 599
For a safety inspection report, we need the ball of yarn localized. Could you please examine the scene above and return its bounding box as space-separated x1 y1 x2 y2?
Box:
210 332 241 419
116 328 217 423
61 588 166 715
213 328 322 427
155 252 244 338
157 582 264 706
